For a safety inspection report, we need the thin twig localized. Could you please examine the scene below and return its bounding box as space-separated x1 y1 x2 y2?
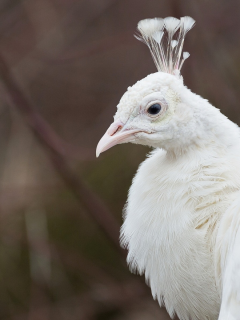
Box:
0 53 124 256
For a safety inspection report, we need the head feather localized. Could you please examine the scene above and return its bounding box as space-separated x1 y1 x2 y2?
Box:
136 16 195 75
164 17 180 35
137 18 164 38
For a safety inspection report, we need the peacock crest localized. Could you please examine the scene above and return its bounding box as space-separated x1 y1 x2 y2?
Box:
135 16 195 75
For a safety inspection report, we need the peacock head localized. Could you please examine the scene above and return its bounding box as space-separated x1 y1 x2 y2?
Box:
96 16 199 157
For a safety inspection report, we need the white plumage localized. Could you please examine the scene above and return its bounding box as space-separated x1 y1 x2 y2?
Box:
96 16 240 320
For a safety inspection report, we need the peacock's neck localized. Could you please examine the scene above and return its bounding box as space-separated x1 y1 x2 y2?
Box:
122 142 240 272
121 147 225 320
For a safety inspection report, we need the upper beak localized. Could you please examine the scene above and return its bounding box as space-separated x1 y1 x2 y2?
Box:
96 120 140 157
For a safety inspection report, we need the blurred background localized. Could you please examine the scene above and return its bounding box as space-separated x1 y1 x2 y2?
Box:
0 0 239 319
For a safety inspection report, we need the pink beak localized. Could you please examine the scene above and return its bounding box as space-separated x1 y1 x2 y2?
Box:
96 120 140 157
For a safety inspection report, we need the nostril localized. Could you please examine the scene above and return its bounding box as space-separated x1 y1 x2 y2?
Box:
107 121 124 136
112 125 122 136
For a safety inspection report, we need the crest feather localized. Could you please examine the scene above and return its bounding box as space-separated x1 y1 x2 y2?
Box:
137 18 164 38
136 16 195 75
164 17 180 35
182 16 195 33
171 40 178 48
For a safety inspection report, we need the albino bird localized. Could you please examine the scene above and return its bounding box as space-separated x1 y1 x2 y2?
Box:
96 16 240 320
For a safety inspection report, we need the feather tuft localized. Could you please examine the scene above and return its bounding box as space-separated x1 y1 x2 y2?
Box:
180 52 190 70
152 31 164 43
137 18 164 38
135 16 195 75
183 52 190 59
171 40 178 48
182 16 195 33
164 17 180 35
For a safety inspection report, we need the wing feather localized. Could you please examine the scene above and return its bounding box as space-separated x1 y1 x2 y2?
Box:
217 195 240 320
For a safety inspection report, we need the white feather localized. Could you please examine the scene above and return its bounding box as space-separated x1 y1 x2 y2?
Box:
182 16 196 33
164 17 180 34
99 16 240 320
183 51 190 59
135 16 195 74
171 40 178 48
152 30 164 43
173 17 195 70
179 52 190 70
113 71 240 320
137 18 164 38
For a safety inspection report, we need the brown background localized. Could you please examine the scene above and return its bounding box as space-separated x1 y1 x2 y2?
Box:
0 0 239 319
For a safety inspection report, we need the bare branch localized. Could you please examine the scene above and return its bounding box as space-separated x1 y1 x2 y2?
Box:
0 53 124 256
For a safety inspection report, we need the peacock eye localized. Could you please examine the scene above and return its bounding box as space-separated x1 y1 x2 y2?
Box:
147 103 161 115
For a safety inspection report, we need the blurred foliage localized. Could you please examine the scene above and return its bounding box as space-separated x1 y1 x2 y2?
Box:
0 0 239 319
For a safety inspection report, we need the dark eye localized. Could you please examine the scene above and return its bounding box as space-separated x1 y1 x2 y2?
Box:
147 103 161 115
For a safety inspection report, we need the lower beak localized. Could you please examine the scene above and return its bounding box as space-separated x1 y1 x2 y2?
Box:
96 120 140 157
